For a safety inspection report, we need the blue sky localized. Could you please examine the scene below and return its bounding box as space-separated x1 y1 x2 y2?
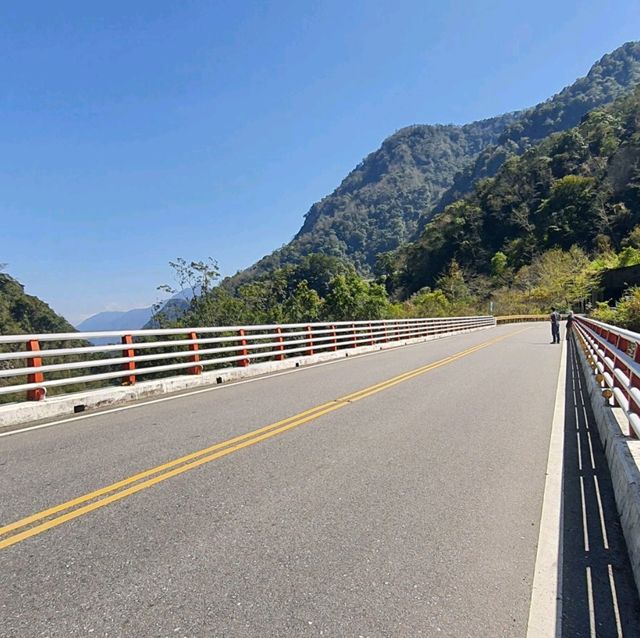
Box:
1 1 638 324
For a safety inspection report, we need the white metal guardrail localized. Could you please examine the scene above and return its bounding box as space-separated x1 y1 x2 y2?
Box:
573 316 640 439
0 316 495 402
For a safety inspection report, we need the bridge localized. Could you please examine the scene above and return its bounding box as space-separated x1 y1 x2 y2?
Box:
1 317 640 636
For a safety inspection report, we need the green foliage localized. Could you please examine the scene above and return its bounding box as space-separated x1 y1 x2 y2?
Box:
591 301 620 325
616 246 640 267
283 281 322 323
155 254 392 327
490 251 508 278
401 84 640 294
0 273 76 334
593 287 640 332
436 260 471 305
406 288 451 317
0 272 104 404
224 42 640 297
435 42 640 213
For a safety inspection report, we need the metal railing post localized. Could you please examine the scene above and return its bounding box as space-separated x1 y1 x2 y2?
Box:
306 325 314 356
26 339 45 401
121 334 136 385
238 329 249 367
188 331 202 375
331 325 338 351
276 326 285 360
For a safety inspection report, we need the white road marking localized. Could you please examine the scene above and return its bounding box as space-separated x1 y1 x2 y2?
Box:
580 476 590 553
608 564 623 638
586 566 596 638
577 431 583 471
586 430 596 470
526 338 566 638
593 475 610 550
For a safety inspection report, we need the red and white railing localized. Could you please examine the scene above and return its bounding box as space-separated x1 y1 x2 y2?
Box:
573 316 640 438
0 316 495 403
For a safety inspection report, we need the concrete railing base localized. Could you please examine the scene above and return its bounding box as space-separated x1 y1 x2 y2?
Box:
0 327 492 432
575 339 640 592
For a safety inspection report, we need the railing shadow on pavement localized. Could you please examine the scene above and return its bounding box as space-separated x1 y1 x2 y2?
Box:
560 337 640 635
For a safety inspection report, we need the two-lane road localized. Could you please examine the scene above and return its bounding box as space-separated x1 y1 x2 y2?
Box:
0 323 632 636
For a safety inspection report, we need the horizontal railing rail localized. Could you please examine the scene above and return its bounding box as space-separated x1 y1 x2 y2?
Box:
0 316 495 403
495 315 548 324
573 316 640 439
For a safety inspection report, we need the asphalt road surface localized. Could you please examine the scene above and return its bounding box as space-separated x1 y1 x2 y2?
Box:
1 323 638 637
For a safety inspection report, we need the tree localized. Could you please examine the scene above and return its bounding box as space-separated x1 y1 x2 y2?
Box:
407 288 451 317
536 175 603 250
526 246 595 309
490 252 508 278
323 272 390 320
153 257 221 327
283 281 322 323
436 260 471 305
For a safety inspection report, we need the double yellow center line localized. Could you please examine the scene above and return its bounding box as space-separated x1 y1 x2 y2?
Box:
0 328 527 550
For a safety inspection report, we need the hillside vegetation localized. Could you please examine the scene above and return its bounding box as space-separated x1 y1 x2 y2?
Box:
434 42 640 214
232 114 517 284
0 273 76 335
400 85 640 294
229 42 640 287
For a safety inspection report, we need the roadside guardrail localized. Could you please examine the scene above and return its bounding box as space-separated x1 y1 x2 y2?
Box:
0 316 495 403
495 315 548 324
574 316 640 439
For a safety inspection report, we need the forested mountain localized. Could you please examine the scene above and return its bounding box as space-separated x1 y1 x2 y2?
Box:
433 41 640 214
231 114 518 285
0 272 75 334
228 42 640 288
399 85 640 294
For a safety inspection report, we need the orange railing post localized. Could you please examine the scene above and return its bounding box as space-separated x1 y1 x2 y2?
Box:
239 329 249 367
26 339 45 401
331 325 338 351
188 331 202 375
306 326 314 356
122 334 136 385
276 326 285 361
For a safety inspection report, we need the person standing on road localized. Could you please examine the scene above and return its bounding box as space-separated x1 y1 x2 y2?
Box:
566 311 574 340
550 307 561 344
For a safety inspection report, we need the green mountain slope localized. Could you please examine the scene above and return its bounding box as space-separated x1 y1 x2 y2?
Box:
400 86 640 294
433 41 640 216
229 42 640 289
230 114 518 286
0 272 76 334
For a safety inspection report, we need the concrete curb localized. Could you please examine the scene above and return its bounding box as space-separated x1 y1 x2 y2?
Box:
575 338 640 592
0 327 492 430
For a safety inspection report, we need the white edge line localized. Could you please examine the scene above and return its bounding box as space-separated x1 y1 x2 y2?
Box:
527 337 566 638
0 329 495 439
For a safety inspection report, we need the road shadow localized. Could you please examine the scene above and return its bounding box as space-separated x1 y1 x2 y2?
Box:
561 338 640 636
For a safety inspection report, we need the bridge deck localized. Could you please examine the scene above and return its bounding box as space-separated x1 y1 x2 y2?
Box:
1 323 638 636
